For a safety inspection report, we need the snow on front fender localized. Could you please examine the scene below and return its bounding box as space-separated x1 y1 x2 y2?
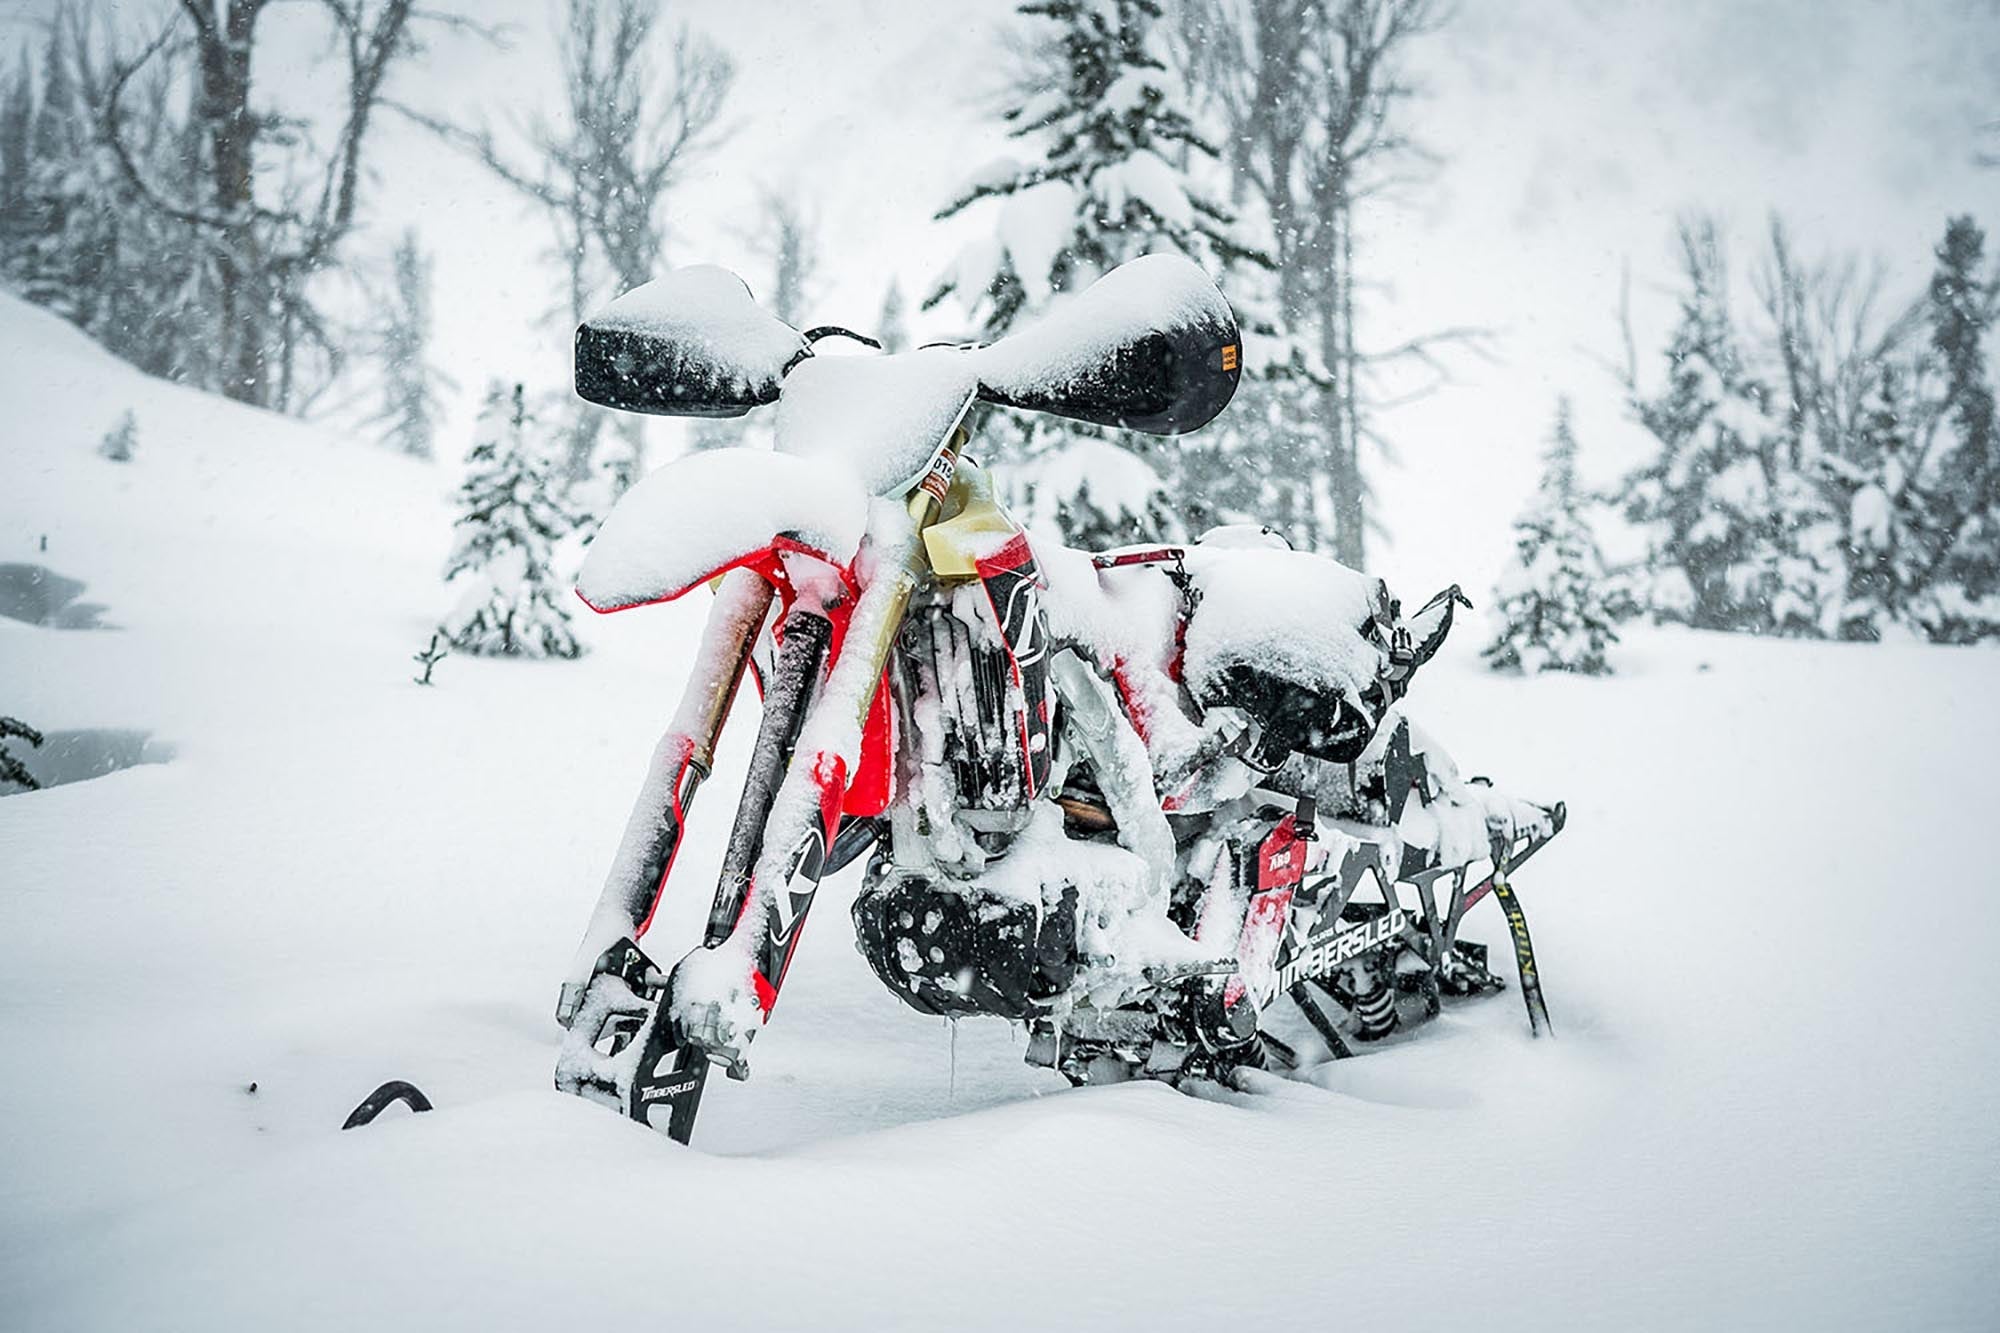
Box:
575 447 870 612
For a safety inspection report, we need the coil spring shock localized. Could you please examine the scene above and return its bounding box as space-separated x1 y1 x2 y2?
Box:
1350 967 1399 1042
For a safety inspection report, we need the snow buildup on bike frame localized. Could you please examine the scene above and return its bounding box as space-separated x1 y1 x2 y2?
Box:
1177 546 1389 706
1325 706 1558 869
978 800 1214 1005
576 448 871 611
774 351 979 497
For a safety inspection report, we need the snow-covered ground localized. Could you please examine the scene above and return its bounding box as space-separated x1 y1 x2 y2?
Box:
2 296 1996 1330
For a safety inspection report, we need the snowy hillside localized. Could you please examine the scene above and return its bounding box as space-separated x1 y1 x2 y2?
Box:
2 296 1997 1330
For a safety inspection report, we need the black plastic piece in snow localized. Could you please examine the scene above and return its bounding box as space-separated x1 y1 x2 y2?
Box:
342 1080 434 1129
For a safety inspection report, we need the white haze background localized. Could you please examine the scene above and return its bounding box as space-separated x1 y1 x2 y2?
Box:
342 0 2000 595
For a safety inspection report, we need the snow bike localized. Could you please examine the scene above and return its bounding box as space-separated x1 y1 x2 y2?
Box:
552 254 1565 1144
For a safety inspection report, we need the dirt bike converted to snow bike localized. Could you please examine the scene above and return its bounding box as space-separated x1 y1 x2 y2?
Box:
552 254 1565 1144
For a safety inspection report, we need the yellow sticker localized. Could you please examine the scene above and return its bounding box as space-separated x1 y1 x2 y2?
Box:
1221 344 1239 372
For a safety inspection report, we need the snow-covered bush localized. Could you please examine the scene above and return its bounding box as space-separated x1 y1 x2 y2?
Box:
438 383 582 660
99 411 136 463
1485 401 1630 675
1616 216 2000 644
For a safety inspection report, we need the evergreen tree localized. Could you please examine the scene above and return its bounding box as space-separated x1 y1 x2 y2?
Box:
1617 215 2000 645
0 715 43 792
926 0 1281 548
439 383 582 660
1920 216 2000 641
1617 224 1801 633
759 190 819 327
0 18 225 390
369 230 448 459
0 51 32 226
1485 400 1629 674
12 21 84 319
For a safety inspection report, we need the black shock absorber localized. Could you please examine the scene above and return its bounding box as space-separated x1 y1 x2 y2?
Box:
1348 964 1400 1042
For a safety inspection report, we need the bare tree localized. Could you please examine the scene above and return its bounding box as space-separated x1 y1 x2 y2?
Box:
98 0 433 411
367 228 451 458
1754 216 1927 472
756 188 819 327
1179 0 1474 565
400 0 734 488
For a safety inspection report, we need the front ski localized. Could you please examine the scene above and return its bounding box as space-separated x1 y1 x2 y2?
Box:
1488 870 1552 1037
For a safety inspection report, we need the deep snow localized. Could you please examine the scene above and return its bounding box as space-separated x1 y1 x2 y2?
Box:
2 295 1997 1330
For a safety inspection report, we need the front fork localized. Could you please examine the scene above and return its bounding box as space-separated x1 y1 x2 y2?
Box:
718 446 960 1033
557 436 962 1142
555 567 772 1027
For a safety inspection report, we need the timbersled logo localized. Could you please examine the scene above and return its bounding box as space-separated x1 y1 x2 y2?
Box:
1272 909 1409 992
641 1074 703 1102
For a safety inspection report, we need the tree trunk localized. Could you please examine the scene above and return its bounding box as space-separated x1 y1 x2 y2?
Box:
1332 190 1365 566
188 0 267 405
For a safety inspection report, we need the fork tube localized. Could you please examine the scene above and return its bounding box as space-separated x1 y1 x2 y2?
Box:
559 567 772 1016
706 609 832 945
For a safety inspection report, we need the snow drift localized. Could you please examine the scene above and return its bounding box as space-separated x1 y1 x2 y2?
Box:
2 294 1997 1330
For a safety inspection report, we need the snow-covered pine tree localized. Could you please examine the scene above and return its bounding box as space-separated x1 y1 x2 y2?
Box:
1822 373 1902 640
10 21 85 322
439 383 582 660
926 0 1278 548
1918 216 2000 642
0 715 43 792
1485 399 1628 674
99 411 137 462
369 230 447 459
1618 224 1800 634
0 51 31 232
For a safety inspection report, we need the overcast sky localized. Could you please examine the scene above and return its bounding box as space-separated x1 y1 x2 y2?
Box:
17 0 2000 593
